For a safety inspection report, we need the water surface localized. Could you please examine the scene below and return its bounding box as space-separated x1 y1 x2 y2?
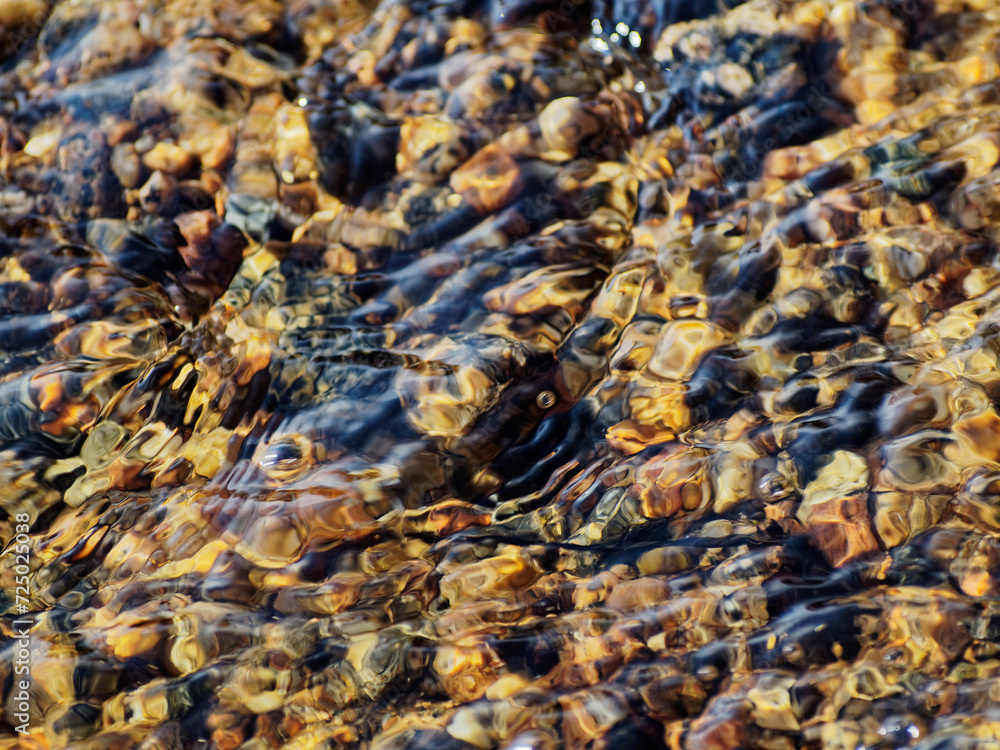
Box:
3 0 1000 748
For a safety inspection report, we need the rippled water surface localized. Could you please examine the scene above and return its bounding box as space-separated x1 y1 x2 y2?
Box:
6 0 1000 747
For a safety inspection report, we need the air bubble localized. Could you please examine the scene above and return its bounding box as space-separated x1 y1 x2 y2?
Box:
260 435 312 477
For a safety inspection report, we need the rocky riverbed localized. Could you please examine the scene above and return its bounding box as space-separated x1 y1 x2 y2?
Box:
4 0 1000 747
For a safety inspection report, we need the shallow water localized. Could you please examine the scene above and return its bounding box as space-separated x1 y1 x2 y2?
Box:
4 0 1000 747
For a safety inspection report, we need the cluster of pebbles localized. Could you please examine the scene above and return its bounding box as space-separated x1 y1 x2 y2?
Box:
5 0 1000 747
